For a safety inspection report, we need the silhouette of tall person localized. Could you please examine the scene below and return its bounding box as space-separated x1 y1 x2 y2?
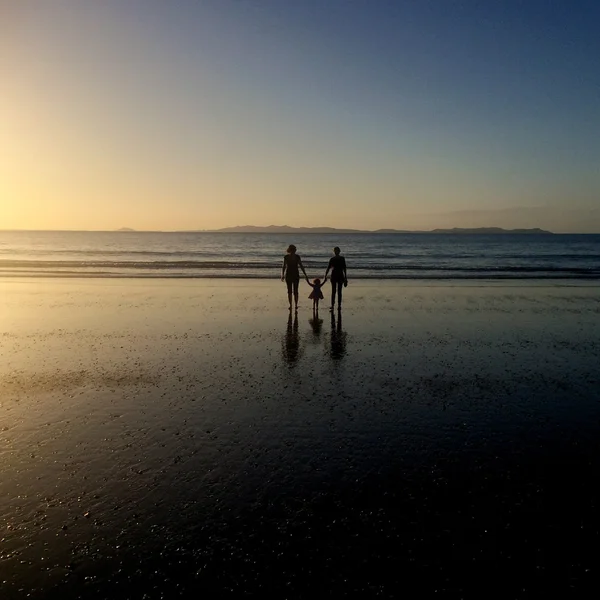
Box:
324 247 347 311
281 244 308 311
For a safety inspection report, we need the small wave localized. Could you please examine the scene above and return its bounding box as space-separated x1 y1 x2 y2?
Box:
2 259 600 272
0 259 277 270
2 273 599 280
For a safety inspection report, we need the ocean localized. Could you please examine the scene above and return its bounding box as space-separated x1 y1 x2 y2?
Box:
1 230 600 280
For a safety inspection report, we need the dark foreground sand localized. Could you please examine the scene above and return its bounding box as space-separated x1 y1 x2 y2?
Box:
1 279 600 598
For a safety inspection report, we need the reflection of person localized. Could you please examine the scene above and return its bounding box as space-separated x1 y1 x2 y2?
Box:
282 312 300 365
308 313 323 337
281 244 308 311
330 310 347 360
307 278 326 311
324 247 347 311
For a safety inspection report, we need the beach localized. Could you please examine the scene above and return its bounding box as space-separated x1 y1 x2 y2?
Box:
2 278 600 597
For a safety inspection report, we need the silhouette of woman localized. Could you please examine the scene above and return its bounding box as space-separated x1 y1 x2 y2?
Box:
324 247 347 310
281 244 308 311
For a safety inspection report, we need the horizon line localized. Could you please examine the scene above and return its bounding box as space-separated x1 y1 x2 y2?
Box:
0 226 574 234
0 226 582 234
0 227 576 234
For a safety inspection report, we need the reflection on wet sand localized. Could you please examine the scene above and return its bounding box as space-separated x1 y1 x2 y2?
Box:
282 311 300 365
330 309 347 359
308 309 324 338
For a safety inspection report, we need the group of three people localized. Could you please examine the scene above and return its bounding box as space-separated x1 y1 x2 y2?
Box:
281 245 347 311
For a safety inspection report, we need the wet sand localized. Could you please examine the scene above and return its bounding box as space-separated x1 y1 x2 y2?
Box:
1 279 600 598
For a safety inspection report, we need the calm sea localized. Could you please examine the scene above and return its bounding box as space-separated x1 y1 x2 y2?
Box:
1 230 599 280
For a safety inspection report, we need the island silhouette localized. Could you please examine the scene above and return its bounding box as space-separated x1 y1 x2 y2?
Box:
208 225 553 234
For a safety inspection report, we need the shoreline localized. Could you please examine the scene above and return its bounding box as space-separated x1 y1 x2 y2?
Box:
3 275 600 284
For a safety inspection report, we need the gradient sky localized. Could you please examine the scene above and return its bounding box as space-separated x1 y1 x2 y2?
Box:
2 0 599 231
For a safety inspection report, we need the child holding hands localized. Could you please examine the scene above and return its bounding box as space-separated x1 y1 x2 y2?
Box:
306 277 326 311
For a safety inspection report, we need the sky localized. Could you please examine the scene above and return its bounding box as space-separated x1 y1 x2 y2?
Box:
1 0 599 232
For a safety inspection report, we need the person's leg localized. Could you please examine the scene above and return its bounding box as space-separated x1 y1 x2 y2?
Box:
337 281 343 308
286 280 293 309
293 279 299 309
330 280 336 309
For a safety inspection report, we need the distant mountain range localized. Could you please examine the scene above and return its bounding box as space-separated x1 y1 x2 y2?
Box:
212 225 553 235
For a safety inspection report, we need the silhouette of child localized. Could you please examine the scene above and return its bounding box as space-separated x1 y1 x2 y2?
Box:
307 277 326 310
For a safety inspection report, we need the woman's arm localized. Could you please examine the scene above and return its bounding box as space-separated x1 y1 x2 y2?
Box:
342 257 347 281
281 256 287 281
298 257 308 279
324 257 333 279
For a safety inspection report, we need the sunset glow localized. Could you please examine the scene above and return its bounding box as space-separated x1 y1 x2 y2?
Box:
2 0 599 232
